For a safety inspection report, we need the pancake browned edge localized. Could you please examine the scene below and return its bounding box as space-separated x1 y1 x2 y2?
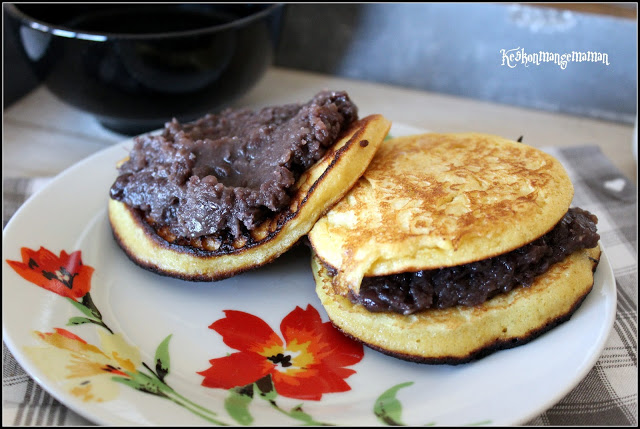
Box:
108 114 391 281
308 133 601 364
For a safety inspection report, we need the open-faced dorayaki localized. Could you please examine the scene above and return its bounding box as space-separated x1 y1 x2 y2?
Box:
108 91 391 281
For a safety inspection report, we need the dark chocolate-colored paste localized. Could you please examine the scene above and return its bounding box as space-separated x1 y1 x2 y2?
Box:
110 91 358 240
352 207 600 315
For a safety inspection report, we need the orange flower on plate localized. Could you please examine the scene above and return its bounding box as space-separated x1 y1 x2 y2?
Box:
198 305 364 401
6 247 93 299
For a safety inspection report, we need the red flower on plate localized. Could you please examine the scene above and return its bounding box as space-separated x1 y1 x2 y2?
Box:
198 305 364 401
6 247 93 300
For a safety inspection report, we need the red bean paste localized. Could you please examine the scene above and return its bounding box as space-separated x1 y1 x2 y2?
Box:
110 91 358 241
351 207 600 314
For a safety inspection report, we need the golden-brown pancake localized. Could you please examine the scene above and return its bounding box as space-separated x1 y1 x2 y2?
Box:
308 133 575 296
108 114 391 281
308 132 600 363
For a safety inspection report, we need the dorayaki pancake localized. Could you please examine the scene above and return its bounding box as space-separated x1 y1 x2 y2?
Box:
312 246 600 364
308 133 575 297
108 113 391 281
308 132 601 363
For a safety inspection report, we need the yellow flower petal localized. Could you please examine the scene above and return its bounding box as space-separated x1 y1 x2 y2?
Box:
66 356 107 379
24 330 142 403
68 376 119 402
260 344 284 359
23 345 76 382
98 331 141 370
287 339 314 369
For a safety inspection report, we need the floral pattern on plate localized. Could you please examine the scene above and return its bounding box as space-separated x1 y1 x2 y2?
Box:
6 245 441 426
198 305 364 400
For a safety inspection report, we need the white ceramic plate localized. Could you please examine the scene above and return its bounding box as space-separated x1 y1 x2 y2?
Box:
3 123 616 426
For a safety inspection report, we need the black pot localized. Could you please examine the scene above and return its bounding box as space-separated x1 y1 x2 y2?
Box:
5 3 284 135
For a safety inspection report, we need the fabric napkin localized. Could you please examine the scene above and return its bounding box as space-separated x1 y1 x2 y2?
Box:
2 145 637 426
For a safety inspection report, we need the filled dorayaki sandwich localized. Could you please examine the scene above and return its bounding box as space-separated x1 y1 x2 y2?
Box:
108 91 391 281
309 132 601 364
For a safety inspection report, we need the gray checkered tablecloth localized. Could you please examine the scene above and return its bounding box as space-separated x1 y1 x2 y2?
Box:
2 145 637 426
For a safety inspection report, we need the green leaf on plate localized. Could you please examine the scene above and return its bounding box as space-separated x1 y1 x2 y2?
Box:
66 297 96 318
154 334 172 382
225 384 254 425
374 381 413 426
66 316 95 327
285 404 330 426
111 374 158 396
113 370 170 398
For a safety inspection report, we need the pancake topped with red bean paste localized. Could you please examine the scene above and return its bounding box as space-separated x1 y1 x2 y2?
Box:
108 91 391 281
